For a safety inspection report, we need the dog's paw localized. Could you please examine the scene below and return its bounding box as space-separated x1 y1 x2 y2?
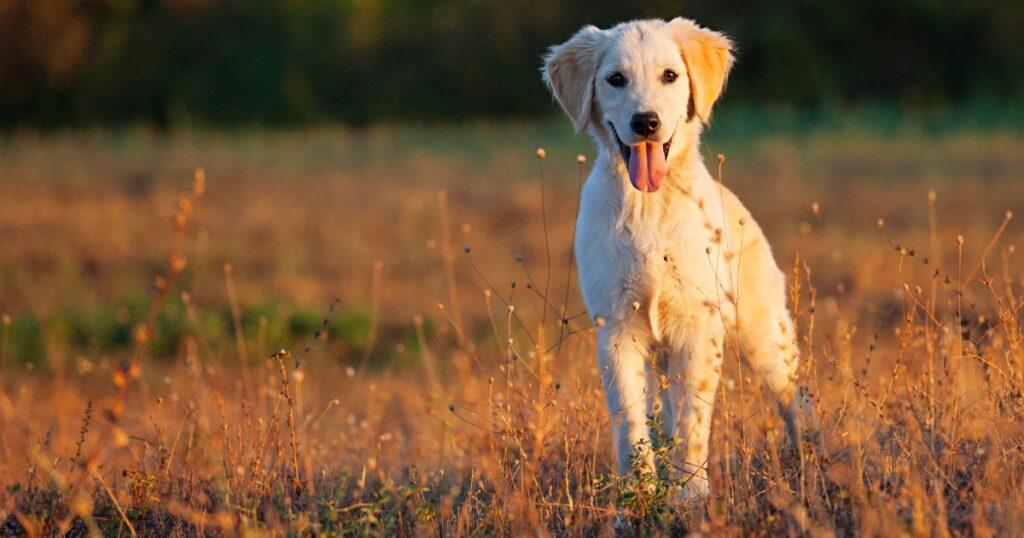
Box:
675 477 710 504
613 510 636 537
784 389 821 448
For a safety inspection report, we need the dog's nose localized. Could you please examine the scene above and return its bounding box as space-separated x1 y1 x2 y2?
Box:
630 112 660 137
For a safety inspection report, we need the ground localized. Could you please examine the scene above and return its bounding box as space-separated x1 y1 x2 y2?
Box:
1 114 1023 535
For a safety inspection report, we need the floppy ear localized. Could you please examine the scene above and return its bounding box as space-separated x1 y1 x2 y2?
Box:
668 18 735 123
542 25 608 132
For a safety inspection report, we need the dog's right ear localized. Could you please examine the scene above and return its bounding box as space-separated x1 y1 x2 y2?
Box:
543 25 608 133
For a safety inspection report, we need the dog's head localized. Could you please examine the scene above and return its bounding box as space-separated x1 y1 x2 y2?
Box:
543 19 734 193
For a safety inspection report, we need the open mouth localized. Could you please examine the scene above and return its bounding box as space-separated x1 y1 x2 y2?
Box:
611 124 672 165
610 122 672 193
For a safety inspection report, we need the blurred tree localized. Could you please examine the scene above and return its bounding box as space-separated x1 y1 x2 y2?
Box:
0 0 1021 128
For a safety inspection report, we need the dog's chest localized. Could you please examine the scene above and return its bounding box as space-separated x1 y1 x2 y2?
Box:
622 225 716 302
613 209 730 335
575 172 735 337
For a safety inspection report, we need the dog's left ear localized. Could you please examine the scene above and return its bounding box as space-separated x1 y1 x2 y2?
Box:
543 25 608 133
668 18 735 124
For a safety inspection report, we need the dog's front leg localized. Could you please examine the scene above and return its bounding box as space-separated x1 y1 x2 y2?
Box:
598 325 655 477
667 320 724 498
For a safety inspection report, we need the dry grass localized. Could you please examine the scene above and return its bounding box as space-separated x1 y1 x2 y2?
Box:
1 124 1024 535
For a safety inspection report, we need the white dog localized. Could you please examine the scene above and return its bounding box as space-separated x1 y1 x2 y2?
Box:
544 18 809 497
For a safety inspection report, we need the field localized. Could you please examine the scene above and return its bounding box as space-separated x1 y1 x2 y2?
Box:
2 115 1024 535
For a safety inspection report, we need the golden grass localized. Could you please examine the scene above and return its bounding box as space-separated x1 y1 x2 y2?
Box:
1 126 1023 535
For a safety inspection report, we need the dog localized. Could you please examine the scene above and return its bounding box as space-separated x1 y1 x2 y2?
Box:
543 18 810 497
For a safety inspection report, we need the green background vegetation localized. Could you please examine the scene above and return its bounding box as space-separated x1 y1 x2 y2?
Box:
2 0 1023 128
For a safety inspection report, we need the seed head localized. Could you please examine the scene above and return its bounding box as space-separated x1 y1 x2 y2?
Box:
716 154 725 164
193 168 206 195
168 252 187 273
112 428 130 448
133 325 150 344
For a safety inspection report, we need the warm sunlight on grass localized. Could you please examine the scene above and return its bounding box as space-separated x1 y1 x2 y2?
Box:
1 124 1023 534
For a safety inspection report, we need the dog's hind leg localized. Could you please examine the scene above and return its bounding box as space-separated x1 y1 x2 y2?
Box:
735 251 816 444
598 325 656 477
743 306 811 443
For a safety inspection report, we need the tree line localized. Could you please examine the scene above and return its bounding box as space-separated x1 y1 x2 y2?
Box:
1 0 1021 128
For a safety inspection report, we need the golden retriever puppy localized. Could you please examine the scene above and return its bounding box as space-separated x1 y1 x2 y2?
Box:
543 18 812 497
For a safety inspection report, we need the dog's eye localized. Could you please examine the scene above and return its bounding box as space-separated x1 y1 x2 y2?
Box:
606 72 627 88
662 69 679 84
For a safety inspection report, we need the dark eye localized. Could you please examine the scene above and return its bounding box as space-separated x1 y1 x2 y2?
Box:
606 72 627 87
662 69 679 83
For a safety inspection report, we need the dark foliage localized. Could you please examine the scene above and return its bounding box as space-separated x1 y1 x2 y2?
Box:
1 0 1022 128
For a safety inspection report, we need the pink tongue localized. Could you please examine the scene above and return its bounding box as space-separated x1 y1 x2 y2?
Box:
627 142 666 192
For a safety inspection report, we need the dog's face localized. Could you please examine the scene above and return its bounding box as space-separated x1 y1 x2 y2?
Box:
544 19 734 192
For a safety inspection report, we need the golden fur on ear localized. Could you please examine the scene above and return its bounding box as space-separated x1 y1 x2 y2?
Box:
542 25 608 133
668 18 735 123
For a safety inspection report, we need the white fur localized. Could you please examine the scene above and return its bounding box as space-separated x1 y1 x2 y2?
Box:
544 18 808 498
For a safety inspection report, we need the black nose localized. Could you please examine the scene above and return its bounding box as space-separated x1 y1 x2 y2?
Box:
630 112 660 137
